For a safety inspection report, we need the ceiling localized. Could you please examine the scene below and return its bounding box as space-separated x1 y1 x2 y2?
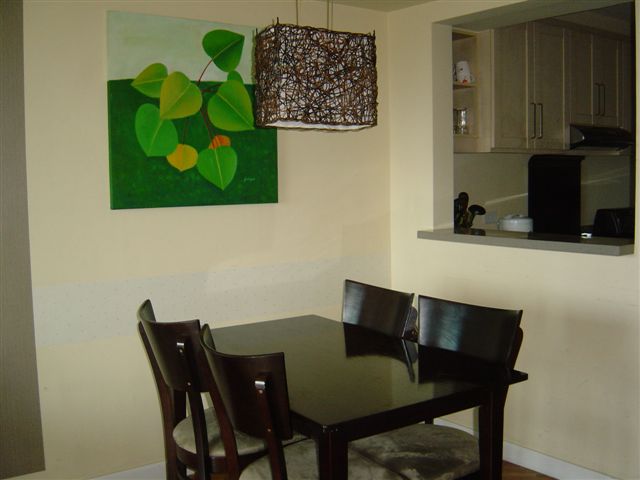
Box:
331 0 633 21
328 0 633 36
332 0 434 12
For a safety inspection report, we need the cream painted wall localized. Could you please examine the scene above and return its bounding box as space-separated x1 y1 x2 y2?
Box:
20 1 390 478
389 1 639 479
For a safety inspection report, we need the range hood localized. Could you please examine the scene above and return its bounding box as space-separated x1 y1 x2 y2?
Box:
569 124 634 150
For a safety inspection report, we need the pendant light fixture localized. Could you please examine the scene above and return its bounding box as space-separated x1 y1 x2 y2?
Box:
254 0 378 130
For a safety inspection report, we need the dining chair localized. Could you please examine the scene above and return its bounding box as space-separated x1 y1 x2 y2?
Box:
200 324 406 480
137 300 268 480
350 294 524 480
342 279 416 339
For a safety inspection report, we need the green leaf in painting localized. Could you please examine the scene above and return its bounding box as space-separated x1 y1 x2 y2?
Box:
167 143 198 172
135 103 179 157
227 71 243 84
207 80 254 132
197 146 238 190
202 29 244 73
159 72 203 120
131 63 168 98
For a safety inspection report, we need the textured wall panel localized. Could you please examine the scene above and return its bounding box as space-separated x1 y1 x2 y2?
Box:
0 0 45 477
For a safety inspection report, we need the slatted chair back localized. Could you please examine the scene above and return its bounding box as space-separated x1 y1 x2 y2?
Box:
342 279 415 338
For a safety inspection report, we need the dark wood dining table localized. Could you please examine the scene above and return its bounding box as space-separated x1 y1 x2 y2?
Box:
213 315 528 480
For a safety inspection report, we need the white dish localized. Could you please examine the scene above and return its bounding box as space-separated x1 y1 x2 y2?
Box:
497 215 533 232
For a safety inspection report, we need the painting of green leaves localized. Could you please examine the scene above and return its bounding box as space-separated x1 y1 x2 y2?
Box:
107 11 277 209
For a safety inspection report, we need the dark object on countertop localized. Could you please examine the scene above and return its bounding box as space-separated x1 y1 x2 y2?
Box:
528 155 584 235
468 204 486 226
593 208 634 238
454 192 469 227
454 192 485 230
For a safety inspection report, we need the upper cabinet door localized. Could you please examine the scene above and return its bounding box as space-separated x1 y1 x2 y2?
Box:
568 30 593 125
568 31 623 128
492 23 529 149
493 22 565 151
530 22 565 150
593 35 620 127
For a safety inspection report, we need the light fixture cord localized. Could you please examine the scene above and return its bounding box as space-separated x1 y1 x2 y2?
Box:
326 0 333 29
296 0 332 29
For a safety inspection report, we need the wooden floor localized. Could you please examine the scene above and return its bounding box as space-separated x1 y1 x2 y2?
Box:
213 462 554 479
503 461 556 479
212 462 555 479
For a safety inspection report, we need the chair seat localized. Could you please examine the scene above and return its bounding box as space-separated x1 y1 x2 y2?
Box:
173 407 306 456
239 439 406 479
350 424 479 480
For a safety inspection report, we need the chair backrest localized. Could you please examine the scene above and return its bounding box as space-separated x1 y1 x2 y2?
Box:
417 295 523 366
138 298 157 322
140 315 209 392
137 301 240 479
137 300 180 480
342 279 415 338
201 325 293 440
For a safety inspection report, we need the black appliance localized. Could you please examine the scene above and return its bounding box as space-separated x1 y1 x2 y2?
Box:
593 208 635 238
569 124 634 150
528 155 584 235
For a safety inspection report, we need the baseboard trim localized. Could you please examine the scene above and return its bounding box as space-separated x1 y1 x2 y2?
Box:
435 419 613 480
95 422 614 480
94 462 164 479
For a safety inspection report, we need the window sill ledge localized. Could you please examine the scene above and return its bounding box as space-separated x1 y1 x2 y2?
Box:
417 228 634 256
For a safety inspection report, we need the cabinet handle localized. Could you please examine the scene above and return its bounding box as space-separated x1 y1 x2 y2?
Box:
600 84 606 116
595 83 605 116
537 103 543 139
530 103 537 139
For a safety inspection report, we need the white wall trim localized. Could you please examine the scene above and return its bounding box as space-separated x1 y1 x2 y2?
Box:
94 421 614 480
435 419 614 480
94 462 165 480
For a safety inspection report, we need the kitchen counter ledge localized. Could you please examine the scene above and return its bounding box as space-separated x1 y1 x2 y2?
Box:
417 228 634 256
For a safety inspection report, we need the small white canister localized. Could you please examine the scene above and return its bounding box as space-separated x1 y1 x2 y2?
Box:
497 214 533 232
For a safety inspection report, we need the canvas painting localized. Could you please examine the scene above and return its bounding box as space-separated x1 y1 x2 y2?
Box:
107 11 278 209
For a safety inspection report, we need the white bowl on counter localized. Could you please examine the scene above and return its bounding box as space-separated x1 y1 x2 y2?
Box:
497 214 533 232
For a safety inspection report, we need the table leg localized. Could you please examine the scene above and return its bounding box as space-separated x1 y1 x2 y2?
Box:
478 390 505 480
316 431 348 480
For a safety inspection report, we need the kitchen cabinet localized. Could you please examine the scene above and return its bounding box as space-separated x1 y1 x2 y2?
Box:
452 30 492 152
454 19 632 154
529 22 566 149
568 30 622 128
492 24 528 150
452 30 478 153
493 22 565 151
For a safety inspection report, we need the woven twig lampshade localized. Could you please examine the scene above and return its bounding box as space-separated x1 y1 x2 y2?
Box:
254 23 378 130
